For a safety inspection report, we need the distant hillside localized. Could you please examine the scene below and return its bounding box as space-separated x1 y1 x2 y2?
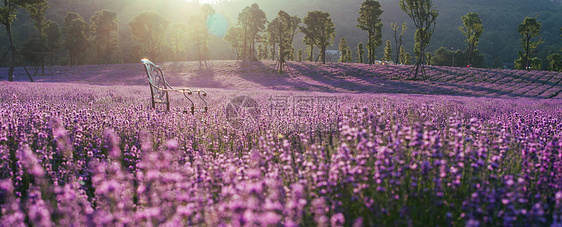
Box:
1 0 560 69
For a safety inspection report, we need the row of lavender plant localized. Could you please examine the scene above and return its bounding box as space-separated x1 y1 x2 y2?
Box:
276 61 562 98
1 82 562 226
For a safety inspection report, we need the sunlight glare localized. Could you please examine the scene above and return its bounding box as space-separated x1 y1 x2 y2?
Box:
207 13 229 37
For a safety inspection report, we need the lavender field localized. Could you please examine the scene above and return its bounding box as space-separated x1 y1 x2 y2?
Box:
1 62 562 226
3 61 562 98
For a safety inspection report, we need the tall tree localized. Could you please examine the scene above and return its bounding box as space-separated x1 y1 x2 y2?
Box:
430 46 453 66
425 52 432 65
21 33 43 64
300 11 336 64
23 20 62 69
189 15 207 63
189 4 214 67
515 17 542 71
224 26 244 60
404 53 412 65
547 53 562 72
270 11 300 66
63 12 89 66
257 44 266 60
400 0 438 80
45 21 61 57
287 15 301 62
345 46 352 62
169 24 188 61
25 0 49 74
296 49 303 61
459 12 483 67
357 42 364 63
238 6 250 64
90 10 119 64
276 10 290 72
303 35 315 62
338 37 347 62
237 3 266 65
383 40 392 61
267 17 280 60
399 46 411 65
391 22 407 64
248 4 266 62
357 0 383 65
129 11 169 61
1 0 45 81
274 11 300 71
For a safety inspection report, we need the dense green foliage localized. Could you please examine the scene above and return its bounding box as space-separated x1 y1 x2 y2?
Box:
357 0 383 65
169 23 189 61
459 12 483 67
188 4 214 66
90 10 119 64
128 11 169 62
224 26 243 60
62 12 88 66
399 45 412 65
400 0 438 79
515 17 543 71
357 42 364 63
547 53 562 72
338 37 348 63
266 15 280 61
1 0 561 71
391 22 407 64
236 3 266 64
383 40 392 61
300 10 336 64
296 48 303 61
19 1 52 74
273 10 293 71
1 0 46 81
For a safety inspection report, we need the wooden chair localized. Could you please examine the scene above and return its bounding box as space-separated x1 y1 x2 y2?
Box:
141 59 208 114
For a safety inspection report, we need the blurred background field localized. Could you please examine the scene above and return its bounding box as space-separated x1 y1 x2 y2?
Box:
2 60 562 98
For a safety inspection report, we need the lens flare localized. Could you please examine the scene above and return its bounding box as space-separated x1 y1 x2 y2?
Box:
207 13 229 37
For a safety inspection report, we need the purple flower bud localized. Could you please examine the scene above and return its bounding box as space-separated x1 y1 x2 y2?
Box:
247 168 261 178
330 213 345 226
352 217 363 227
291 183 304 198
248 182 263 195
103 128 121 159
166 139 178 152
260 211 281 226
0 179 14 192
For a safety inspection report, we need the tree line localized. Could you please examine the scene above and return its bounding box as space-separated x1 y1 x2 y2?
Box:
221 0 561 79
1 0 223 81
223 0 435 78
2 0 562 81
